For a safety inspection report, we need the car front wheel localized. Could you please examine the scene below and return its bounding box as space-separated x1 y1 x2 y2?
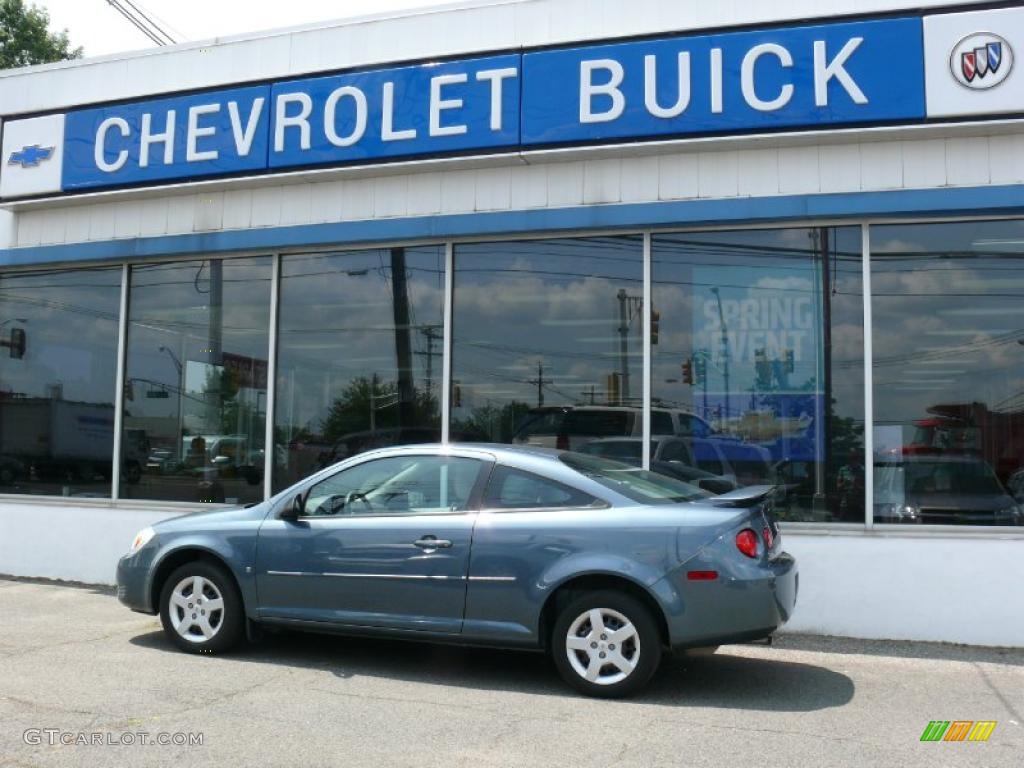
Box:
551 590 662 698
159 561 244 654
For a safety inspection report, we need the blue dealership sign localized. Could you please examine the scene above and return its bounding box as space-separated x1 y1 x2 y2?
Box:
522 17 926 144
63 85 272 191
12 15 932 197
269 54 521 169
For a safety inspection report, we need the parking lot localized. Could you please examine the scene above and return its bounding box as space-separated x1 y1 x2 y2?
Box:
0 577 1021 768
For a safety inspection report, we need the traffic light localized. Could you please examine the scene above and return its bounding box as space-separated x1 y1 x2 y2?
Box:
650 310 661 345
605 373 620 405
754 348 771 389
682 360 694 385
694 355 706 385
784 348 795 373
8 328 25 359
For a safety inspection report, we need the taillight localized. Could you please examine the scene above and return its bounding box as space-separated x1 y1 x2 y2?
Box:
736 529 759 558
763 526 774 549
555 433 569 451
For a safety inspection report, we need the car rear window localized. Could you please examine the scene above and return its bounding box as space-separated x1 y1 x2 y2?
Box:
564 410 635 437
513 410 567 438
559 452 710 504
578 441 643 464
484 466 599 510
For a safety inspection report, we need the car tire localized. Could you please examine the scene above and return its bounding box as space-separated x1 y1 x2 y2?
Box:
159 561 245 655
551 590 662 698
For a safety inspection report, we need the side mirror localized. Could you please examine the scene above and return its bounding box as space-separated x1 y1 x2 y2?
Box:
280 493 305 521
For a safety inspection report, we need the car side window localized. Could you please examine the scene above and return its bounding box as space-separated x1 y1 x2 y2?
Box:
692 442 725 476
483 465 599 510
660 440 691 464
651 411 674 434
303 456 483 517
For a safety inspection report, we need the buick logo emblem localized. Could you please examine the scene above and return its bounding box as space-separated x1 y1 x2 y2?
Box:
950 32 1014 90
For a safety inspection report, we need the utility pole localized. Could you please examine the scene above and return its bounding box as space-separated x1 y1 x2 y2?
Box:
711 287 730 425
527 362 552 408
391 248 416 429
616 290 644 405
617 289 630 404
414 325 444 397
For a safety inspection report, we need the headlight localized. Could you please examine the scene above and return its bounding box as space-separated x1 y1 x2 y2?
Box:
995 505 1024 523
128 527 155 555
876 503 920 522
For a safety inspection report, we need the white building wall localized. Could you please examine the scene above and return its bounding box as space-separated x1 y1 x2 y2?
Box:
11 125 1024 249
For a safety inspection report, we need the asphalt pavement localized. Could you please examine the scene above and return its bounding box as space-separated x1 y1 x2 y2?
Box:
0 577 1021 768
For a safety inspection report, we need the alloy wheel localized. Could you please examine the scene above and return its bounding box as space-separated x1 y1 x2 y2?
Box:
168 575 225 643
565 607 640 685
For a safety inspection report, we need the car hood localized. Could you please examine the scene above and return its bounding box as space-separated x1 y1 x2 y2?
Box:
154 502 269 531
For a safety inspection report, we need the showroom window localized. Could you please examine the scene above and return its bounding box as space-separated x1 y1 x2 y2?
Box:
872 220 1024 527
0 266 122 497
273 246 445 491
651 228 865 522
120 257 272 504
450 236 644 448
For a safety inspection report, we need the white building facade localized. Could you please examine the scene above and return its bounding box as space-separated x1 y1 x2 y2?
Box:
1 0 1022 646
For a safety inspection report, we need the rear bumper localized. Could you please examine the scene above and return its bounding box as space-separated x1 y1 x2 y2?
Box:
662 551 798 650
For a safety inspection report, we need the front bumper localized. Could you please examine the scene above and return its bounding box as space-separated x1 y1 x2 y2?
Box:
116 549 158 614
664 551 799 650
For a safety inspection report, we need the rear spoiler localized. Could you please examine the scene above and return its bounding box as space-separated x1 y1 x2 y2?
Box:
707 485 777 508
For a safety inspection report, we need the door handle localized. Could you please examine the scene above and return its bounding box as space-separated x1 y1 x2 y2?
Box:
414 537 452 549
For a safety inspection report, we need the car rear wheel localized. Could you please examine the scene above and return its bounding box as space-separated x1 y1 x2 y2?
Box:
551 590 662 698
159 561 244 654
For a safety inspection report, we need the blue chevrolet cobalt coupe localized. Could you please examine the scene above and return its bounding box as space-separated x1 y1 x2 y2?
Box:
117 444 797 698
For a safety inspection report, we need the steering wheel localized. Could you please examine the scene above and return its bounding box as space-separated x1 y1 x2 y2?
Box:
345 490 375 513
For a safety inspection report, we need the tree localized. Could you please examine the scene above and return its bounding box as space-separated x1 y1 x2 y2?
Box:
0 0 81 70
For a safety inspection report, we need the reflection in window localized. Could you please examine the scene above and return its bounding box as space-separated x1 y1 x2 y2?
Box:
450 237 644 448
652 228 865 521
273 247 445 491
872 220 1024 526
120 258 272 504
0 267 121 497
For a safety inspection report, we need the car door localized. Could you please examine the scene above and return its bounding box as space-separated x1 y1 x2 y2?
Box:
256 452 489 634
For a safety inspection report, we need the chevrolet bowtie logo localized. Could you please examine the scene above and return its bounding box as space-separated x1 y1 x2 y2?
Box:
8 144 55 168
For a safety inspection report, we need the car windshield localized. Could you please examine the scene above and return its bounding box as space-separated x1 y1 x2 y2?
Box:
559 452 710 504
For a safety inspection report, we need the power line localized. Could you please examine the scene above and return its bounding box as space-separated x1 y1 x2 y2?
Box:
120 0 179 43
105 0 176 46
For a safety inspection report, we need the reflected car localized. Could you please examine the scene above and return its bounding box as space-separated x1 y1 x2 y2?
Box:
579 436 772 490
117 444 798 698
512 406 713 451
874 455 1024 526
577 437 739 495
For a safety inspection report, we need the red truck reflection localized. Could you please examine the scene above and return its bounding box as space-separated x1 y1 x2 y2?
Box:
903 402 1024 485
